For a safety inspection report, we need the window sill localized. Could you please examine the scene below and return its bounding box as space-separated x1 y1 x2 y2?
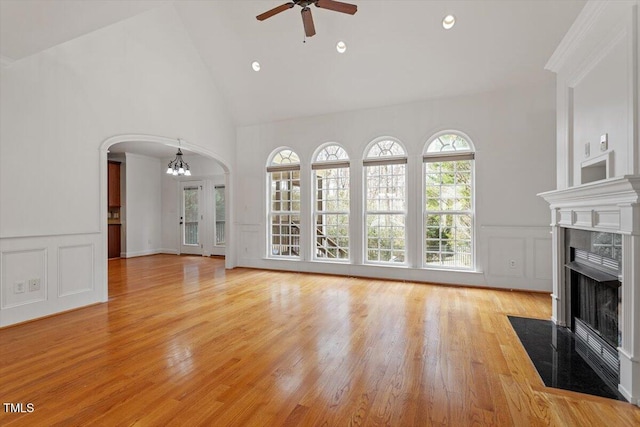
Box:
422 265 478 273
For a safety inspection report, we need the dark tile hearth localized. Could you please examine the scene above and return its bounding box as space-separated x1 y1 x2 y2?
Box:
508 316 625 401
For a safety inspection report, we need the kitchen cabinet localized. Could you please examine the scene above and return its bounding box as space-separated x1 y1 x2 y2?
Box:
108 161 121 208
108 224 121 259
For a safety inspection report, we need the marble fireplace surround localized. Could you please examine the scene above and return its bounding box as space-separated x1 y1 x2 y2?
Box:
539 176 640 404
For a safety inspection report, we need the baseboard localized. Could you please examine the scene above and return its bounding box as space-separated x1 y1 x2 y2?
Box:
122 249 162 258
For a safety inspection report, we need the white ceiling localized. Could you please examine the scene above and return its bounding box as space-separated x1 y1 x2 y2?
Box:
0 0 586 126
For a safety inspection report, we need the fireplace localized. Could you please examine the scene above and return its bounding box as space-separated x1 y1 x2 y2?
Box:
565 229 622 390
539 176 640 405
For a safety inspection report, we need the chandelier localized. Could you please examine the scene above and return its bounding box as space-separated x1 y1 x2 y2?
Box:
166 144 191 176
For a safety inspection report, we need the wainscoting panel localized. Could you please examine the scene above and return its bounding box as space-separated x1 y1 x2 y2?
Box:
0 232 105 327
480 226 552 291
487 237 526 279
58 244 94 297
1 248 47 309
534 237 553 281
237 223 552 292
239 225 260 261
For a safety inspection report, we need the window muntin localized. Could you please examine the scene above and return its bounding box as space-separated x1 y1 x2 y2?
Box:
423 133 474 269
366 139 406 158
271 149 300 165
315 145 348 162
426 134 471 153
268 149 301 258
364 139 407 264
313 144 350 261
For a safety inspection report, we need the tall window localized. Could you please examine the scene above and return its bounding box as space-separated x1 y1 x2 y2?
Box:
268 149 301 258
423 133 474 269
312 144 350 261
364 139 407 264
214 185 225 246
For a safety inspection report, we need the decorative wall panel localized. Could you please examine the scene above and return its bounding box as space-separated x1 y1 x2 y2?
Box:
58 244 94 297
1 248 47 308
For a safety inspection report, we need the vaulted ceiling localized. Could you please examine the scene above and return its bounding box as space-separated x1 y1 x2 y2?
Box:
0 0 586 126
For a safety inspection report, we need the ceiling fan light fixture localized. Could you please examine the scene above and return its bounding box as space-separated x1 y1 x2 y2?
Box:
442 14 456 30
336 41 347 53
256 0 357 36
251 61 261 72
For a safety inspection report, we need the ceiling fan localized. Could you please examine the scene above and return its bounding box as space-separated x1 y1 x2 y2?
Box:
256 0 358 37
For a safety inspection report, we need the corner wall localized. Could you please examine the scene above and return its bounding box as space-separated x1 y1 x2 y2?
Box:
124 153 162 258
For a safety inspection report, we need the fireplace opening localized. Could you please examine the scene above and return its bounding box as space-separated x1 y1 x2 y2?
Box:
565 230 622 392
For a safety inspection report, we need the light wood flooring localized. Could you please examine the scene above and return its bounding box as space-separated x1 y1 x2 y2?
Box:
1 255 639 426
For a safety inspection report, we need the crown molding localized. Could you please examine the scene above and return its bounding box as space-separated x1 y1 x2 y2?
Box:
545 0 609 73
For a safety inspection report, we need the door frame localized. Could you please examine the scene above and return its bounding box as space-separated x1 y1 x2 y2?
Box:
100 134 235 300
179 180 204 255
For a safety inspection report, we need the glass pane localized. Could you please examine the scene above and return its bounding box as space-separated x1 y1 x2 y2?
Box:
314 213 349 260
366 214 405 263
270 214 301 257
315 144 349 162
314 167 350 260
426 134 471 153
365 164 405 212
271 149 300 165
183 186 198 245
215 186 225 246
270 171 300 213
424 213 472 268
366 140 406 158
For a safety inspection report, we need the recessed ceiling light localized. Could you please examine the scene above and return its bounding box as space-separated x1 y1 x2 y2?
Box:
442 14 456 30
336 41 347 53
251 61 261 72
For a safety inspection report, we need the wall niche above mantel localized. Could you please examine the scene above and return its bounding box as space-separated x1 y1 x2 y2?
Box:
581 151 612 185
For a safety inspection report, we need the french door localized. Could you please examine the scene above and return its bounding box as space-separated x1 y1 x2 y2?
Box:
180 181 203 255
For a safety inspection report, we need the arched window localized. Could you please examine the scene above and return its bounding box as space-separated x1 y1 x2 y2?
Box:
364 138 407 264
423 132 475 269
267 149 301 258
312 144 350 261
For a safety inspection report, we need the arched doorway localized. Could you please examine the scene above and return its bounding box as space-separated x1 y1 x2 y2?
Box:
100 134 235 294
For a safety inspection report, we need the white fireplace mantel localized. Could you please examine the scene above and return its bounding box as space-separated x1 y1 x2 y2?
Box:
539 176 640 234
539 175 640 405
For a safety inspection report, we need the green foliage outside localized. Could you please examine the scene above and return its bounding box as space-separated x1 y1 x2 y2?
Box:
425 160 472 267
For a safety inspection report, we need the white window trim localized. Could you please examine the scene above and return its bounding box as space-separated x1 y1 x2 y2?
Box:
422 132 476 271
312 165 351 263
267 148 302 260
311 143 351 263
363 141 408 265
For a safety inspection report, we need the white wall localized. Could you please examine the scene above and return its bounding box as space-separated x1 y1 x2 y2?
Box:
235 80 557 291
0 5 236 326
124 153 162 257
547 0 639 188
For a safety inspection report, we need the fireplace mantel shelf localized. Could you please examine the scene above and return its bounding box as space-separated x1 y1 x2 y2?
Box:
538 176 640 234
539 176 640 209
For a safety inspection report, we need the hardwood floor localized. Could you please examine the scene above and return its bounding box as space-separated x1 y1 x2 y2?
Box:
1 255 639 426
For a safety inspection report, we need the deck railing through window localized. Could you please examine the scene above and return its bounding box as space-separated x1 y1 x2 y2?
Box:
215 221 225 245
185 222 198 245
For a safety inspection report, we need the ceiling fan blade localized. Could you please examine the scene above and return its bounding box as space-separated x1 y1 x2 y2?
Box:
257 2 295 21
301 8 316 37
315 0 357 15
